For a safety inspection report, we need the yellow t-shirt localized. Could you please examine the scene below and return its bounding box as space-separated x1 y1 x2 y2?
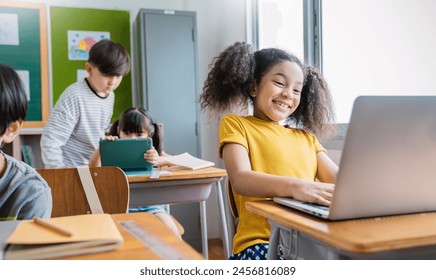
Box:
218 114 326 254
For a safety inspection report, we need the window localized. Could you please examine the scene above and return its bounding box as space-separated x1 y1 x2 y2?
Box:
253 0 436 123
322 0 436 123
254 0 304 59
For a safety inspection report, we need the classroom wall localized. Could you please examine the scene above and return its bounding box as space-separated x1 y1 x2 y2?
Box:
12 0 247 239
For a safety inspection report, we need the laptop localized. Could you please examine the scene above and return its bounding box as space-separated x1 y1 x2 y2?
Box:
274 96 436 220
100 138 154 176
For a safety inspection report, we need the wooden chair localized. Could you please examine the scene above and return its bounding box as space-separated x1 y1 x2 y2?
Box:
37 166 129 217
37 166 184 236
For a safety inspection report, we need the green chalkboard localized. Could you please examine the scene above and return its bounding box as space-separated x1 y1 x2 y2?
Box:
50 7 132 122
0 2 49 127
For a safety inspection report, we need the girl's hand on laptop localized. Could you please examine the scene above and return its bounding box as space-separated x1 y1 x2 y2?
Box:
292 181 334 206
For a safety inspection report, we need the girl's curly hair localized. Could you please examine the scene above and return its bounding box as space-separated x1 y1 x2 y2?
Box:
200 42 254 114
200 42 335 137
291 66 336 137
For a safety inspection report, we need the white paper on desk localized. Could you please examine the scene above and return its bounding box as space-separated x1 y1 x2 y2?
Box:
164 153 214 170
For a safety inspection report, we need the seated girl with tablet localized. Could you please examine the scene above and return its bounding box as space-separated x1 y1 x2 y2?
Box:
89 107 181 238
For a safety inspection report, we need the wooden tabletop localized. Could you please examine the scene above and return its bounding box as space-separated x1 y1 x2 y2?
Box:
246 200 436 254
59 212 204 260
128 167 227 183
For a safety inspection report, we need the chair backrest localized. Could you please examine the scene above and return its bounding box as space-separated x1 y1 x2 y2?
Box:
37 166 130 217
226 179 238 221
222 178 238 258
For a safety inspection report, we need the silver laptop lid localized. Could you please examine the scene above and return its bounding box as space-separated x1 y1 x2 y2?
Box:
329 96 436 220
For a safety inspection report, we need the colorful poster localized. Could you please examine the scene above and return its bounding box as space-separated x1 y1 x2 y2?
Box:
67 30 110 60
0 13 19 45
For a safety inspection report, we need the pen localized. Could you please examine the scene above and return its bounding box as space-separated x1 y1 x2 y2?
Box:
33 218 74 237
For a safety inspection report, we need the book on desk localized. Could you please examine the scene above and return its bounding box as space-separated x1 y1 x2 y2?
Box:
3 214 123 260
164 152 214 170
127 153 215 178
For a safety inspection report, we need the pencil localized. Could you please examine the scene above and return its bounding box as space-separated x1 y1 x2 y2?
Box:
33 218 74 237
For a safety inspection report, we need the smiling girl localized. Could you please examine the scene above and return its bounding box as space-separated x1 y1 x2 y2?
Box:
200 42 338 259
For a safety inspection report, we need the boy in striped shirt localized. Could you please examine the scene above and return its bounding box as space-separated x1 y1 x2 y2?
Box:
41 39 130 168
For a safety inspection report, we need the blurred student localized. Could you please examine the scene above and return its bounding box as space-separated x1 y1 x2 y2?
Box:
0 63 52 220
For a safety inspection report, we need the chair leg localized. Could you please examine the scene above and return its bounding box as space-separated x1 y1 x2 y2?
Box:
216 180 232 259
268 225 280 260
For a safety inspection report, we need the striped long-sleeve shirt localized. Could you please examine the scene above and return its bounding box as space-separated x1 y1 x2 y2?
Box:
40 79 114 168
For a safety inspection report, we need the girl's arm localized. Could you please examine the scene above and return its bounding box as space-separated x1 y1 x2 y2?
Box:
143 147 172 167
144 149 177 167
222 143 335 206
161 150 171 157
316 151 339 183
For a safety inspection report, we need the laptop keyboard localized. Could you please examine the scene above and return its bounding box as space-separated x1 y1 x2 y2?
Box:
303 202 329 211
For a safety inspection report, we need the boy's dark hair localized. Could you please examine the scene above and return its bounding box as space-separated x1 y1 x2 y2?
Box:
108 108 164 155
200 41 335 137
88 39 131 76
0 64 28 136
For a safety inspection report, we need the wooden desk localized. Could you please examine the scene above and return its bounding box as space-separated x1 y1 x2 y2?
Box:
60 212 203 260
127 167 227 259
246 200 436 259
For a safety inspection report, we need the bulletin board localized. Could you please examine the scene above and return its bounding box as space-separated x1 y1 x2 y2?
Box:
50 7 132 122
0 1 49 128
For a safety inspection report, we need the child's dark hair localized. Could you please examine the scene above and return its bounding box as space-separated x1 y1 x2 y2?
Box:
88 39 131 76
200 42 335 137
0 64 27 136
108 108 164 155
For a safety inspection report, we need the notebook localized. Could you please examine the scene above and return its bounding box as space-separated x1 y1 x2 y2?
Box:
274 96 436 220
100 138 154 175
4 214 123 260
164 152 215 170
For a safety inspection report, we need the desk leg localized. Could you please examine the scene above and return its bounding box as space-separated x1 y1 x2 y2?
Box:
268 225 279 260
215 180 231 259
200 200 208 259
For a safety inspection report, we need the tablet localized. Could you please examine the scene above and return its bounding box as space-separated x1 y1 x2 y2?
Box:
99 138 153 174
